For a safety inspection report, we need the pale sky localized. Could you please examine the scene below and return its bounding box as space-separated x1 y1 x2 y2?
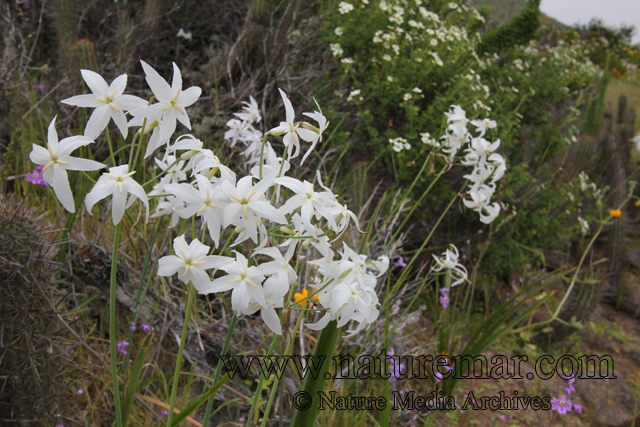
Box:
540 0 640 45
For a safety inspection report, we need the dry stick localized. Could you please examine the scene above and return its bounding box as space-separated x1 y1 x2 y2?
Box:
21 0 46 79
21 76 70 120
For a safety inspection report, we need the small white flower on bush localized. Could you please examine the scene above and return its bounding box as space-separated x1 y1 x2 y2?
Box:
338 2 354 14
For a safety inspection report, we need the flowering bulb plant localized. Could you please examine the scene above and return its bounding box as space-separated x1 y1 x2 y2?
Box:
30 60 394 427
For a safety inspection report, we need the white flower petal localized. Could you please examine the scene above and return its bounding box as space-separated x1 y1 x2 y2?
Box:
84 105 111 139
63 157 104 171
140 60 173 101
111 110 129 139
115 94 148 111
177 87 201 108
111 185 128 225
171 62 182 94
52 165 75 212
261 307 282 335
29 144 51 165
47 117 59 151
157 255 184 276
80 69 110 96
61 94 104 108
110 74 128 98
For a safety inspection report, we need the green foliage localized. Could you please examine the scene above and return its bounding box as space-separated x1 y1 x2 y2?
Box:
321 0 600 277
477 0 541 54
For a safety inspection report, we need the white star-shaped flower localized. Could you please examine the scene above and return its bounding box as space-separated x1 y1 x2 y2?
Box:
198 251 268 314
29 117 104 212
131 61 202 145
157 235 231 290
85 165 149 225
61 70 147 139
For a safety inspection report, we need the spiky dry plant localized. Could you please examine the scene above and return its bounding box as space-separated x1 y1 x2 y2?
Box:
0 194 67 425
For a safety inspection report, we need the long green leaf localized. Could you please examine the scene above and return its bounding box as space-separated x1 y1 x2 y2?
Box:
123 344 150 423
291 321 340 427
170 372 232 427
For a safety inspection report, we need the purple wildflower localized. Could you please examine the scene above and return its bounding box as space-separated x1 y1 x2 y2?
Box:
435 362 453 383
551 395 572 415
394 256 407 268
573 403 582 413
116 340 129 355
142 323 151 333
161 410 168 416
129 323 137 331
439 288 450 309
385 349 405 383
33 83 45 92
564 377 575 394
499 414 514 421
26 165 49 187
77 388 83 395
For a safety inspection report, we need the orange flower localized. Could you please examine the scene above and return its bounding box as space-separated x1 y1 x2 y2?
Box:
635 201 640 207
610 209 622 219
294 288 309 306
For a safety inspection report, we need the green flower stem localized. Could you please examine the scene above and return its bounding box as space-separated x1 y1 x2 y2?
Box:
247 335 281 426
259 132 269 179
202 314 237 427
167 284 194 427
143 158 180 188
122 218 163 375
291 321 340 427
379 275 392 427
390 182 465 297
128 125 141 166
270 145 289 206
105 127 117 167
381 162 448 254
260 309 306 427
110 222 124 427
130 117 148 168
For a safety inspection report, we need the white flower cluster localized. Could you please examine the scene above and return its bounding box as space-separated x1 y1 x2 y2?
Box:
224 96 263 161
306 240 389 337
420 132 439 147
330 43 344 57
30 61 388 337
350 1 474 69
339 1 355 14
577 216 589 236
432 244 468 286
389 137 411 152
441 106 505 224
